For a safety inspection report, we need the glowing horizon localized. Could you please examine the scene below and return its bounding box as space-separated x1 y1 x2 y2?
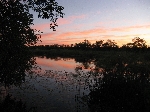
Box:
31 0 150 47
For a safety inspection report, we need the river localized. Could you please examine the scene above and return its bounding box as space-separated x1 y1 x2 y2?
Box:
6 56 93 112
1 56 150 112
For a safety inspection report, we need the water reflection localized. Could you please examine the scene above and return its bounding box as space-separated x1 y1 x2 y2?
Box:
0 53 37 86
85 70 150 112
34 56 150 111
1 56 90 112
0 85 8 101
0 55 150 112
0 53 39 111
77 56 150 112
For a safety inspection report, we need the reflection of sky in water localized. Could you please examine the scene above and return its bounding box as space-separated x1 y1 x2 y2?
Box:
7 57 91 112
36 57 77 72
4 56 149 111
36 57 95 73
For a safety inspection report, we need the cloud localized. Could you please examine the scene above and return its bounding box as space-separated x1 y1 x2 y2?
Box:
78 28 107 35
52 28 107 40
41 33 56 39
31 23 50 31
36 24 150 46
57 14 87 25
52 24 150 40
111 24 150 32
31 14 87 31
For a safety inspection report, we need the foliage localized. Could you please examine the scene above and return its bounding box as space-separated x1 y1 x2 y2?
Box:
0 94 36 112
79 54 150 112
74 39 91 50
30 37 149 52
0 0 64 86
132 37 147 48
0 52 39 86
40 54 150 112
87 73 150 112
22 0 64 31
0 0 64 54
92 40 104 49
121 37 147 49
102 39 118 48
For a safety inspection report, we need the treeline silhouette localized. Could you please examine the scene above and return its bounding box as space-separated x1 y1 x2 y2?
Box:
29 37 150 51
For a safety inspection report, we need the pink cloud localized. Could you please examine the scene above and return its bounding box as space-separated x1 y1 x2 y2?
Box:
41 33 56 38
31 14 87 31
36 24 150 46
111 24 150 32
37 33 150 47
31 23 50 31
50 28 107 40
46 24 150 38
57 14 86 25
78 28 107 35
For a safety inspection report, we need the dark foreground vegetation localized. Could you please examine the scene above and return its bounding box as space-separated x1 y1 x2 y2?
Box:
86 70 150 112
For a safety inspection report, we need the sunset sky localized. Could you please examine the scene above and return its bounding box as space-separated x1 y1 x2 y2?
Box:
31 0 150 46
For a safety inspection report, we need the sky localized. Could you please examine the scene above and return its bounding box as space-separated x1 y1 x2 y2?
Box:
31 0 150 46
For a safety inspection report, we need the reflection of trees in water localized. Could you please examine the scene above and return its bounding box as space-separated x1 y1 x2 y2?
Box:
0 52 39 111
35 56 150 112
87 72 150 112
45 56 73 61
0 53 37 86
0 94 32 112
10 55 149 112
73 54 150 77
76 57 150 112
43 55 96 70
74 57 95 70
57 55 150 112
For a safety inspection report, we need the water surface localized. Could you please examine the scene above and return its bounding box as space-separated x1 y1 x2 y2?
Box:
7 56 92 112
1 56 150 112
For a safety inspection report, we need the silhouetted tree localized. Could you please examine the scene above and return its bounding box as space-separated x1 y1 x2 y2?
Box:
102 39 118 47
0 0 64 55
121 37 147 51
132 37 147 48
92 40 104 50
102 39 118 50
74 40 91 50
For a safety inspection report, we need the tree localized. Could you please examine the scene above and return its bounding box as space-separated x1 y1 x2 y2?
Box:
83 39 91 48
92 40 103 49
0 0 64 54
74 40 91 50
102 39 118 50
102 39 118 47
0 0 64 86
121 37 147 51
132 37 147 48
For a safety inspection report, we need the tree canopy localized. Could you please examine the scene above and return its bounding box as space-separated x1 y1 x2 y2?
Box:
0 0 64 86
0 0 64 52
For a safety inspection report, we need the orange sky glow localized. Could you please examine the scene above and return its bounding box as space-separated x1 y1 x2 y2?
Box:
31 0 150 47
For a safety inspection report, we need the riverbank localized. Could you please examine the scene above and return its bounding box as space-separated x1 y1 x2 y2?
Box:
29 49 150 60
